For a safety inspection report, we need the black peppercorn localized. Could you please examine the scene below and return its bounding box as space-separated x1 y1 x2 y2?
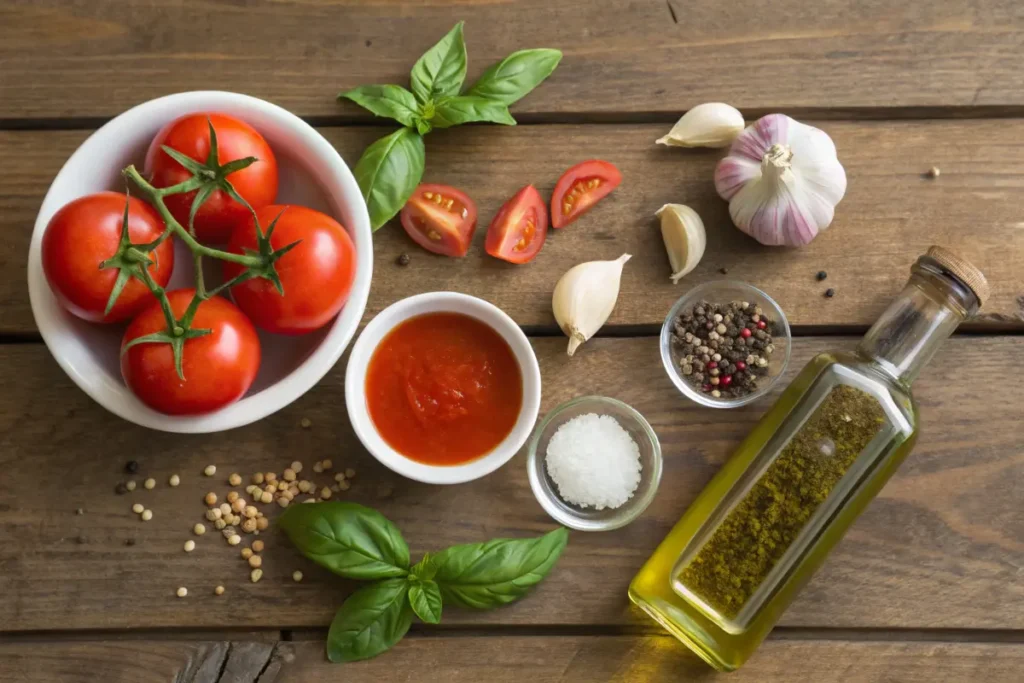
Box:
124 539 136 547
816 270 828 281
719 267 729 275
125 461 139 474
396 253 411 266
114 482 128 495
825 288 835 298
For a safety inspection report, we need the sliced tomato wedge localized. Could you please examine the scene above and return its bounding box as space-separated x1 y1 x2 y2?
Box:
550 160 622 228
485 185 548 264
400 184 478 257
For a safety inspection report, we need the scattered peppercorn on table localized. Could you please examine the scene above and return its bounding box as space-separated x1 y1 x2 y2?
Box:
3 2 1024 681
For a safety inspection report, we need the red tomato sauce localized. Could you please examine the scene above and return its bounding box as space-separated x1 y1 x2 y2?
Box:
365 312 523 466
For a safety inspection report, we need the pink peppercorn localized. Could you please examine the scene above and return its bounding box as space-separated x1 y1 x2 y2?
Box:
740 328 752 339
707 361 718 369
702 384 712 392
721 375 733 387
757 320 767 330
735 361 747 371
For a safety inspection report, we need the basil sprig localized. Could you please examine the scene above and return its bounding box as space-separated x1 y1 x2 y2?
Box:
339 22 562 230
280 502 569 663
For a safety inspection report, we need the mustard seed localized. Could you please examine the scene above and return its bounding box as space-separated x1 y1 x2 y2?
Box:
169 474 180 487
204 492 217 506
226 491 239 504
176 587 187 598
214 585 225 596
256 517 269 531
204 465 217 477
241 547 253 559
252 472 264 485
193 523 206 536
248 555 262 569
292 571 303 582
144 478 156 490
126 480 137 492
290 461 303 473
141 509 153 521
132 503 144 514
252 540 265 553
228 534 241 546
228 473 242 487
184 540 195 553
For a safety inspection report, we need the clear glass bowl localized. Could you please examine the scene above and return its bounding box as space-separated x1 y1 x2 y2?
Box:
526 396 662 531
661 281 791 409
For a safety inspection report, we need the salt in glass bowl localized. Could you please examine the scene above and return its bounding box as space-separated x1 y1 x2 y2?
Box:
661 281 791 409
527 396 662 531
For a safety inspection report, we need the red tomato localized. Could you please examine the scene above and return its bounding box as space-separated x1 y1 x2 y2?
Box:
41 192 174 323
484 185 548 264
121 290 261 415
550 160 622 228
145 113 278 244
399 184 477 257
224 205 356 335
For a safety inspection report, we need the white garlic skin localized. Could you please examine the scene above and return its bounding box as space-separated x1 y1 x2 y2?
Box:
552 254 631 357
657 103 745 148
714 114 847 247
656 204 706 283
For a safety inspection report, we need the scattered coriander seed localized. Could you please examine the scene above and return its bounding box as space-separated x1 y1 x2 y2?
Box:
176 587 187 598
248 555 263 569
344 468 356 479
300 418 312 429
193 523 206 536
242 518 258 533
184 540 196 553
214 585 225 596
825 288 836 298
287 484 299 496
228 473 242 487
228 534 241 546
242 547 253 559
320 487 333 500
312 462 323 473
265 472 277 482
291 461 303 473
126 480 137 492
322 459 333 470
292 571 303 582
334 473 346 483
205 509 219 522
115 482 128 495
283 468 296 482
169 474 180 487
396 253 410 267
250 568 263 583
226 491 239 504
252 472 264 485
253 540 265 553
214 519 227 530
277 481 288 492
219 503 232 516
330 484 340 493
263 484 276 494
339 480 351 491
231 498 246 513
204 492 217 507
256 517 269 531
260 491 273 504
144 478 156 490
245 485 256 495
244 505 257 519
204 465 217 477
927 166 940 178
304 498 316 504
297 481 312 493
222 526 236 538
132 503 144 514
277 497 291 508
126 461 140 474
230 514 243 526
141 509 153 521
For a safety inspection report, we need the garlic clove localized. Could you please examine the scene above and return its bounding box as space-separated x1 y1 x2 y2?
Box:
552 254 631 357
656 103 745 148
656 204 706 284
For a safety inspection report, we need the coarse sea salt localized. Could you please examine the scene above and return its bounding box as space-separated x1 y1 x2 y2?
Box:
545 412 642 510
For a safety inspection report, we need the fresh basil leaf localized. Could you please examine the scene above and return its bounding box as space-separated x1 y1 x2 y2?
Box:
352 127 425 231
414 117 432 136
327 579 413 663
432 528 569 609
431 96 516 128
410 22 467 103
410 552 438 581
408 580 443 624
339 84 420 128
466 49 562 105
278 502 410 580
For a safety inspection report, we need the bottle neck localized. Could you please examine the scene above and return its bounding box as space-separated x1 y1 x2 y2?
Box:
857 260 979 385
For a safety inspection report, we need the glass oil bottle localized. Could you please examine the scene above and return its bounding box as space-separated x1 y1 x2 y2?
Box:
629 247 988 671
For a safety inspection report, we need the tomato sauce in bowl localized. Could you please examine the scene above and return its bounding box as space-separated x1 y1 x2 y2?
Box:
364 312 523 466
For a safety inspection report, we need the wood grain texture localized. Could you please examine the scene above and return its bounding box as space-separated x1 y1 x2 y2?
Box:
2 0 1024 119
1 336 1022 632
4 637 1024 682
5 121 1024 335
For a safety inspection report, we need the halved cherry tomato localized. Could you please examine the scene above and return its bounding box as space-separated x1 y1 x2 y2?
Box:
484 185 548 264
550 160 622 228
399 184 477 257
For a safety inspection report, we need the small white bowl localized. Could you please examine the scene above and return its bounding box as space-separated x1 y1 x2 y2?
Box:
345 292 541 485
26 91 373 433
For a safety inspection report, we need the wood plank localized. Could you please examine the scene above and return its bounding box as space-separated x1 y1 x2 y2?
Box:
3 636 1024 682
4 120 1024 335
1 336 1022 632
2 1 1024 119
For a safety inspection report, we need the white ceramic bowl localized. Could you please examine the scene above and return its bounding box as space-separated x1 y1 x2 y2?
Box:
26 91 373 433
345 292 541 484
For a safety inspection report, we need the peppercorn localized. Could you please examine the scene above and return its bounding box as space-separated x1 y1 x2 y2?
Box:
825 288 836 298
816 271 827 281
115 482 128 495
125 461 139 474
396 253 411 266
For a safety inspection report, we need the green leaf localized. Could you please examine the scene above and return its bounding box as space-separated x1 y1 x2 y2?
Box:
340 84 421 128
410 553 437 581
278 502 410 580
353 127 425 231
327 579 413 663
466 49 563 105
432 528 569 609
414 117 433 136
408 580 443 624
410 22 467 103
431 96 516 128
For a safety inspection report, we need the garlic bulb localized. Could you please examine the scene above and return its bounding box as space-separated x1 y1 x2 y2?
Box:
656 103 744 148
552 254 631 357
656 204 705 283
714 114 846 247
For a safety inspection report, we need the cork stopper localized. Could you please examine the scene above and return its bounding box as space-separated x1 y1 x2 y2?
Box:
926 246 989 306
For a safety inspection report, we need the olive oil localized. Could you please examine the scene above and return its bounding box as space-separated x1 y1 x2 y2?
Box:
630 248 987 671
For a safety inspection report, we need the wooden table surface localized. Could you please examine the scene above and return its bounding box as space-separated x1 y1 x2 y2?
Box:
3 2 1024 681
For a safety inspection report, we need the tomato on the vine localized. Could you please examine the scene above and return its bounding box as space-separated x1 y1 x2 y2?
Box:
550 160 622 228
399 184 478 257
121 290 261 415
145 113 278 244
484 185 548 264
42 191 174 323
224 205 356 335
